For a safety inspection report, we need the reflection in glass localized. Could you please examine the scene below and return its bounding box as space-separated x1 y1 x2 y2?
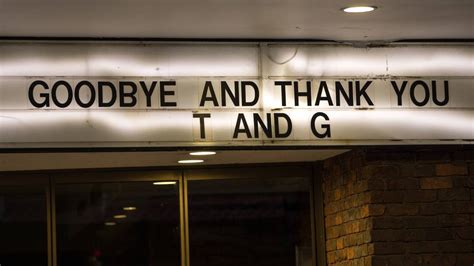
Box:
55 181 181 266
188 177 313 266
0 185 48 266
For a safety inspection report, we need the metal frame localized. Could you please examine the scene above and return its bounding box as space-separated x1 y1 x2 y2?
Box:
0 164 325 266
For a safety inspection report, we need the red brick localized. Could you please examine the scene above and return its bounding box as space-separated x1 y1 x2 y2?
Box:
371 255 405 265
399 163 416 177
368 204 386 217
406 254 457 265
404 190 437 202
403 216 439 228
453 201 474 214
407 241 439 253
438 240 473 252
439 214 471 227
453 149 474 162
387 178 419 190
370 217 404 229
436 163 468 176
326 226 341 239
438 188 471 201
386 203 419 216
326 239 337 251
457 254 474 266
327 251 337 264
420 202 453 215
454 226 474 240
361 165 400 179
346 247 356 259
372 242 405 255
416 150 451 162
370 191 404 203
403 228 453 241
452 176 472 188
371 229 404 242
420 177 453 189
354 180 369 193
415 164 435 177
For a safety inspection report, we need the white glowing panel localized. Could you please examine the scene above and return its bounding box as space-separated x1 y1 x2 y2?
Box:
0 42 472 148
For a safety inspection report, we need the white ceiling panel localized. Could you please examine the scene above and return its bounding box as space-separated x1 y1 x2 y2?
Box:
0 0 471 41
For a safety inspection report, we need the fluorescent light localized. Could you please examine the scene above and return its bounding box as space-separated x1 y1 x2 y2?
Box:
105 222 116 226
153 181 177 185
123 207 137 211
113 214 127 219
190 151 216 156
343 6 376 13
178 159 204 164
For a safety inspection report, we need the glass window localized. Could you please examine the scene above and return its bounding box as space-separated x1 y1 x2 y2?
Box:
55 181 181 266
187 177 314 266
0 185 48 266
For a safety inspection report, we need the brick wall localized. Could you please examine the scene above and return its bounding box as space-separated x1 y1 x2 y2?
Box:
322 146 474 266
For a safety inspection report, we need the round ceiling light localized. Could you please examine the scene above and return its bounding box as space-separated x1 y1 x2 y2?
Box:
343 6 376 13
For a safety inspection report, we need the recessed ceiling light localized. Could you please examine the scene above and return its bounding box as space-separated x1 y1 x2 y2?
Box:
343 6 376 13
123 207 137 211
189 151 216 156
153 181 177 186
105 222 116 226
178 159 204 164
113 214 127 219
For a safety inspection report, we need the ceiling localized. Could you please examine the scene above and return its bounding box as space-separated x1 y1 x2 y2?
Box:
0 149 348 171
0 0 471 41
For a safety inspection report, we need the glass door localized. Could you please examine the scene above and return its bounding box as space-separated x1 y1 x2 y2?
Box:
53 170 183 266
0 173 50 266
184 165 316 266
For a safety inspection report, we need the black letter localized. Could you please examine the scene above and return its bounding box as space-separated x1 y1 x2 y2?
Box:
311 112 331 138
28 80 50 108
432 80 449 106
241 81 259 106
253 113 272 138
98 81 117 107
75 80 96 108
410 80 430 107
294 81 312 106
160 81 177 107
233 113 252 138
193 113 211 139
335 81 353 106
140 81 157 107
356 81 374 106
275 81 292 106
51 80 73 108
119 81 138 107
390 80 408 106
274 113 292 138
199 81 219 106
221 81 240 107
315 81 334 106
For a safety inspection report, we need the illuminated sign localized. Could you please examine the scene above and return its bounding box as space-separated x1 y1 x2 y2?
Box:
0 43 472 147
